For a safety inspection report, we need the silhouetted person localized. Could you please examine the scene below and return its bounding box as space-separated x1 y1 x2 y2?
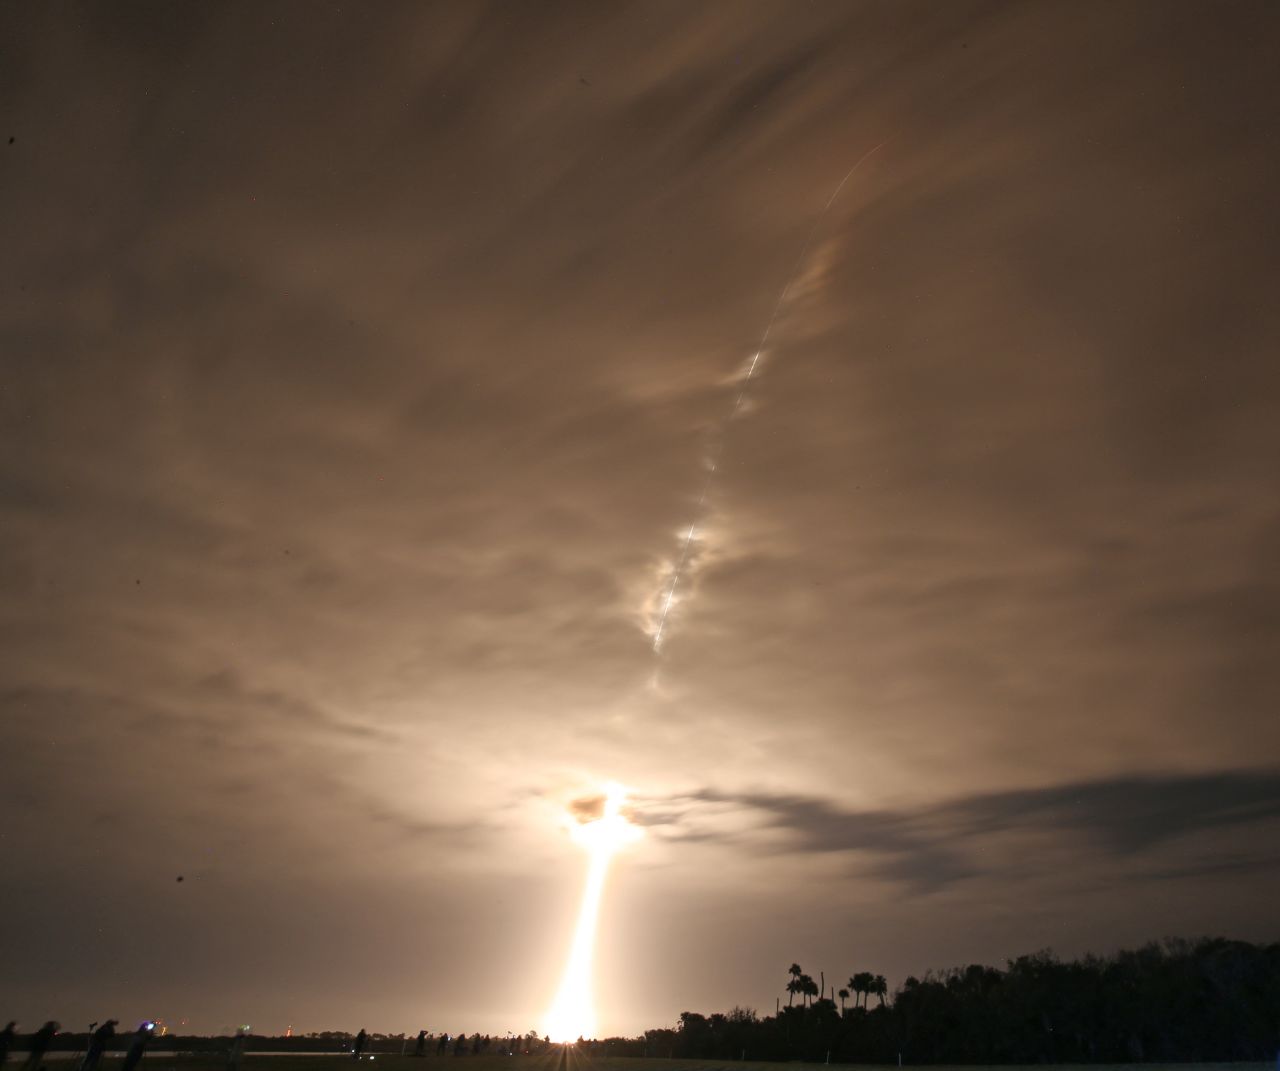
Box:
23 1023 58 1071
352 1030 367 1060
227 1029 248 1071
413 1031 426 1058
80 1020 117 1071
1 1022 16 1065
452 1034 465 1056
119 1024 154 1071
436 1035 448 1056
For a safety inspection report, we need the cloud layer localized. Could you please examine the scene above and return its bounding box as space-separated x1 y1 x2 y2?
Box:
635 769 1280 890
2 0 1278 1038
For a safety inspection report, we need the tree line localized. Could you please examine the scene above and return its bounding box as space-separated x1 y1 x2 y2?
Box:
590 937 1280 1063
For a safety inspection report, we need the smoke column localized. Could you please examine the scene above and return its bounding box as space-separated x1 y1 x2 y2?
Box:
647 141 889 653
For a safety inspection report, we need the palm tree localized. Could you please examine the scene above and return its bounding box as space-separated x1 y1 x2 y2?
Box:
848 974 864 1009
794 974 813 1008
873 975 888 1007
853 972 876 1008
803 975 820 1008
786 964 803 1008
838 988 850 1016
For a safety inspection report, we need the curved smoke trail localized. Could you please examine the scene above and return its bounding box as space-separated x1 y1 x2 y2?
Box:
647 141 888 653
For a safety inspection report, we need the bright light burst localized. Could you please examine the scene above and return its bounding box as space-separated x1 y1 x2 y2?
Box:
543 782 643 1043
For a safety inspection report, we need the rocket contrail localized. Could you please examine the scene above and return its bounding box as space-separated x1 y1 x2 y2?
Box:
648 141 888 653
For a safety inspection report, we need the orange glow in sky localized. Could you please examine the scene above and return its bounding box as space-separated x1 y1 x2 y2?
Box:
543 782 643 1042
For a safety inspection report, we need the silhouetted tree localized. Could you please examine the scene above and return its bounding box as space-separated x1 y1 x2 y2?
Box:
873 974 888 1007
640 938 1280 1065
847 972 866 1009
800 974 819 1008
859 971 879 1008
786 963 803 1008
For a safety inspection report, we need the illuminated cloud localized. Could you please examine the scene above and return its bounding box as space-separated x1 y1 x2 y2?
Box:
2 0 1278 1039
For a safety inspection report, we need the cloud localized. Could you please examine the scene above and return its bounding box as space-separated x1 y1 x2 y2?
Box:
639 769 1280 890
194 668 397 744
1 0 1278 1036
568 793 607 823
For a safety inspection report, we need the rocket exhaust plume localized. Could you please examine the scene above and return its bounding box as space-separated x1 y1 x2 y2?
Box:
543 783 642 1043
646 141 889 653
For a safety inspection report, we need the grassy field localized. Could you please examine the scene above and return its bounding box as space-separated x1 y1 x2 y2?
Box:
130 1055 1278 1071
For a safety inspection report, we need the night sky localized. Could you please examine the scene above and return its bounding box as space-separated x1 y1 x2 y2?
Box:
3 0 1279 1039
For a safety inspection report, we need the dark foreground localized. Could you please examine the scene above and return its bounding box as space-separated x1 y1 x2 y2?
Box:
54 1058 1280 1071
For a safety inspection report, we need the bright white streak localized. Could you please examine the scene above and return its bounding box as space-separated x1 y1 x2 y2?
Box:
544 849 610 1043
650 141 889 653
543 784 642 1043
